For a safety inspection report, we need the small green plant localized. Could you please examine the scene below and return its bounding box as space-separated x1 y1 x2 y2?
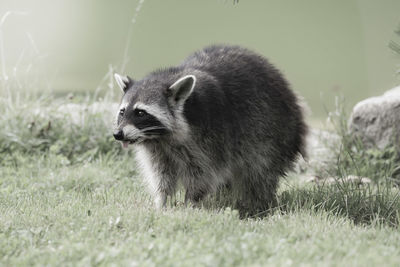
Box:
326 97 400 184
0 94 131 165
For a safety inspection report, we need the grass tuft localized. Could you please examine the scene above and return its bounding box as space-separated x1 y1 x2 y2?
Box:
278 182 400 227
0 94 131 164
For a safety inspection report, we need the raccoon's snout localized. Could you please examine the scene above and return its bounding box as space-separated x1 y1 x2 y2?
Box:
113 130 124 141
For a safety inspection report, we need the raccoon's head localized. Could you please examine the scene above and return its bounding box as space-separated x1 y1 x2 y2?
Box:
113 72 196 147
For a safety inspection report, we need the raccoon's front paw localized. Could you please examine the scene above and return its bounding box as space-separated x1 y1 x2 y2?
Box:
154 193 167 210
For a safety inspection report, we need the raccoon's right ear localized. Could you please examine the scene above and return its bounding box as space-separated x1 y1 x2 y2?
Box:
114 73 134 93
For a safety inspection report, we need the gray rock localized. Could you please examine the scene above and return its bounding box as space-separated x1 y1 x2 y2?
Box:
349 86 400 149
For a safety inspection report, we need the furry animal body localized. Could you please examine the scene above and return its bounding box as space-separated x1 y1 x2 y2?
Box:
113 45 307 214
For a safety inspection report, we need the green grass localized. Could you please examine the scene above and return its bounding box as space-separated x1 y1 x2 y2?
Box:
0 156 400 266
2 155 400 266
1 95 400 266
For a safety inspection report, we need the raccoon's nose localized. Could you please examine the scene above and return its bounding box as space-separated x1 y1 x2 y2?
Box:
113 130 124 141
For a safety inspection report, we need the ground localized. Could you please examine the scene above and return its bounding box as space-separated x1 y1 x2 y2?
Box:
1 154 400 267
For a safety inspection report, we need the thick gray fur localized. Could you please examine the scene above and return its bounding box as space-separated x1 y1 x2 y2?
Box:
113 45 308 216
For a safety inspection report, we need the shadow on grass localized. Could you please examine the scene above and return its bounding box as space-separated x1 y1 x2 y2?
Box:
277 182 400 227
198 180 400 227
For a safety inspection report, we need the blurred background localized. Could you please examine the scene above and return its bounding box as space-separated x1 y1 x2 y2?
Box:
0 0 399 120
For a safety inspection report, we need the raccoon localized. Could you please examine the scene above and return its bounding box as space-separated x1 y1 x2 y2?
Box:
113 45 307 215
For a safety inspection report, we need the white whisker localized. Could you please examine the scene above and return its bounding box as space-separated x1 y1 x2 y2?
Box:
142 126 167 132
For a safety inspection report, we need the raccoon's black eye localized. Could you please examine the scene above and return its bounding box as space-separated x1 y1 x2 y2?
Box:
134 109 146 117
119 108 125 116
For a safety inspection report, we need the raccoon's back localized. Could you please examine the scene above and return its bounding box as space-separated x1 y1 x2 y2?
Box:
183 45 299 121
182 45 307 167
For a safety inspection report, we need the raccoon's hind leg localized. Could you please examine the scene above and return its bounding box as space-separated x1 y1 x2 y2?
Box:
184 187 208 206
235 172 279 217
183 175 215 207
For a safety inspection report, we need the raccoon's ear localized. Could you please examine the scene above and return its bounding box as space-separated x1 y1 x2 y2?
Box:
167 75 196 105
114 73 133 93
